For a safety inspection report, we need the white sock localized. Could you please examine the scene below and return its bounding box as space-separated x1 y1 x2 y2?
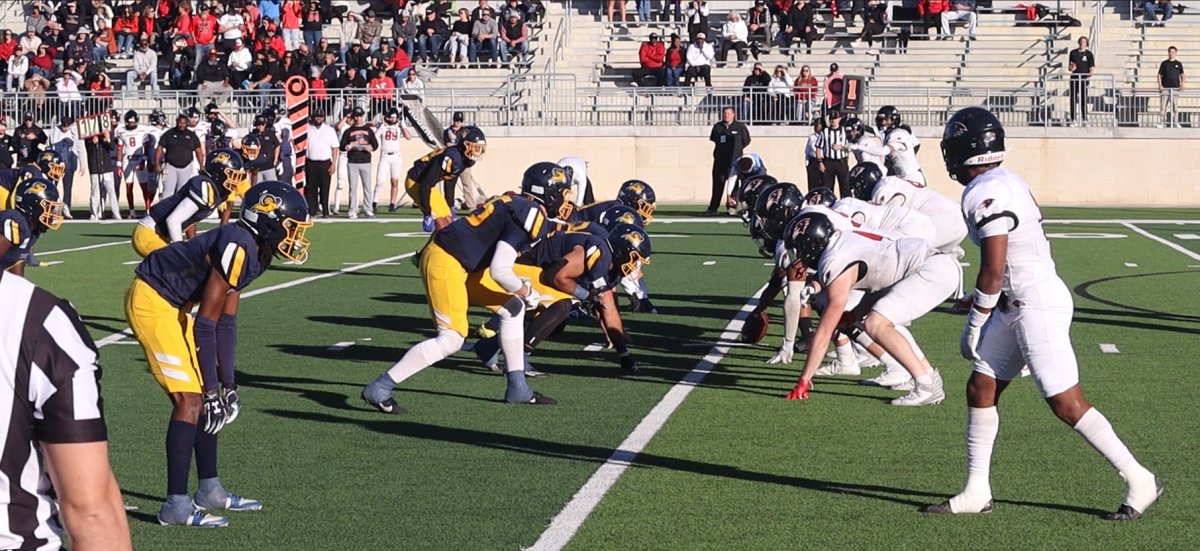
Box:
1074 408 1150 479
857 333 907 376
497 296 526 373
950 406 999 512
834 338 854 364
894 324 925 361
915 374 933 385
385 329 465 384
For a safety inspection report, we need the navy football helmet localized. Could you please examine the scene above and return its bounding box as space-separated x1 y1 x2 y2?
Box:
11 177 64 232
616 180 656 223
36 150 66 183
941 106 1006 183
521 162 573 219
875 105 901 132
597 204 643 231
458 126 486 166
783 211 837 271
239 181 313 264
240 133 262 162
606 222 651 283
205 148 250 197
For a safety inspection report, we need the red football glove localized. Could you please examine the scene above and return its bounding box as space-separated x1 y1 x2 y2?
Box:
785 378 811 400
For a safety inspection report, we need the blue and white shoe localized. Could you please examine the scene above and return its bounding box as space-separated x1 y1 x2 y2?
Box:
362 377 407 414
194 493 263 512
158 509 229 527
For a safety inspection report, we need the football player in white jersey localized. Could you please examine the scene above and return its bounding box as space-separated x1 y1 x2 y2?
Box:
114 110 155 218
375 108 413 213
558 156 592 207
783 210 957 406
922 107 1162 519
850 163 966 254
839 106 925 185
844 117 884 166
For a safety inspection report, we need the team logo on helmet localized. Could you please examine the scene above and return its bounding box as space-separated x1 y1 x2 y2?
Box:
616 212 637 225
945 121 970 138
213 151 232 164
627 182 644 193
621 229 645 249
28 182 47 194
251 193 282 214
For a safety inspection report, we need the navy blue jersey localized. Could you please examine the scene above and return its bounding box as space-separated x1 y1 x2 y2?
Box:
0 166 44 195
407 146 466 184
136 223 267 308
568 200 623 225
0 210 36 270
434 195 551 273
529 228 612 292
244 152 274 173
147 175 227 240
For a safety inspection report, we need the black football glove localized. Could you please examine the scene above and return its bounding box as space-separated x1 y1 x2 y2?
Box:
618 352 640 374
578 295 605 318
202 391 228 435
223 385 242 425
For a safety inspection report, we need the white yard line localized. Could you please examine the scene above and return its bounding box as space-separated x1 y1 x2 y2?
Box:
95 252 416 348
38 240 132 256
526 283 768 551
1122 223 1200 262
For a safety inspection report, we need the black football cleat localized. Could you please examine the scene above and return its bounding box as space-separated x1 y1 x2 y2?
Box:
919 500 993 514
638 298 659 314
1104 477 1163 521
525 392 558 405
625 295 643 313
361 390 408 415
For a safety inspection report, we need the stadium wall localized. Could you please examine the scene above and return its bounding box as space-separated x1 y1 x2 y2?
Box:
68 127 1200 208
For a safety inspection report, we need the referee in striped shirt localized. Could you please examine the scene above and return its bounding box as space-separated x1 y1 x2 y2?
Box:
814 109 852 197
0 272 132 551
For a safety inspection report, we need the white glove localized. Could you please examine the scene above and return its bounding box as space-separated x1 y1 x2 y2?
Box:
797 282 818 305
767 339 795 364
959 308 989 360
522 287 542 310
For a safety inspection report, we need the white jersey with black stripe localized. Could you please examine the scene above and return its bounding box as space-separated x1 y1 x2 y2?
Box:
961 167 1057 293
817 230 931 293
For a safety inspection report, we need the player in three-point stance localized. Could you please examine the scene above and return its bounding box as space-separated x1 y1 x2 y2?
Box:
126 181 313 527
921 106 1162 518
0 178 64 275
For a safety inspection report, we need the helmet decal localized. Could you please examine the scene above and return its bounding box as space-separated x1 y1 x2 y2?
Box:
251 193 282 214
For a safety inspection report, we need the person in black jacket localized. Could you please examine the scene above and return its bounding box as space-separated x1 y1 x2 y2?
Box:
779 0 816 54
852 1 888 52
85 129 120 219
0 121 13 169
417 9 449 62
334 65 367 89
705 106 750 216
740 63 772 124
13 116 47 165
344 40 371 71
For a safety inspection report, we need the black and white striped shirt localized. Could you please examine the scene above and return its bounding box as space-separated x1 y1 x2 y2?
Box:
0 272 108 551
816 126 850 160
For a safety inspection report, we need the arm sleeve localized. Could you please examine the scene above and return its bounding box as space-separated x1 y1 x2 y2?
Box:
193 315 220 393
30 301 108 444
782 279 805 343
417 154 450 216
216 313 237 389
164 199 202 243
851 142 891 156
488 240 524 293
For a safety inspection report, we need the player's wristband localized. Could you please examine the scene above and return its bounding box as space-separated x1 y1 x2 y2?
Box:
972 288 1000 310
571 285 591 301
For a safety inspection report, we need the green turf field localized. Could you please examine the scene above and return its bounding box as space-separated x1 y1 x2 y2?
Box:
19 206 1200 550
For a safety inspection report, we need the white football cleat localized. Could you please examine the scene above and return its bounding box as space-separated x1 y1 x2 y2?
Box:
860 366 911 388
890 377 916 391
856 352 882 369
815 358 861 377
891 370 944 406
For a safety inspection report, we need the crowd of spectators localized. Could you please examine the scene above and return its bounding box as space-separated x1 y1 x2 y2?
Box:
0 0 545 122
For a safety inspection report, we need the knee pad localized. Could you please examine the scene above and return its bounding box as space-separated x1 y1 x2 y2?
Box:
432 329 466 358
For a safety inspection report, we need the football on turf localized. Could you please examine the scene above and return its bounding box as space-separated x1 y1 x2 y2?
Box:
741 311 769 344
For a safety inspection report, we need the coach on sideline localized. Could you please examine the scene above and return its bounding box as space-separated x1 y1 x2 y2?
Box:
706 106 750 216
306 109 340 218
0 272 132 551
155 113 205 198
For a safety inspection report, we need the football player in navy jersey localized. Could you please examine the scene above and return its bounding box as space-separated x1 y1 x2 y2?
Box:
0 178 64 275
125 181 312 527
363 164 568 414
0 165 44 211
406 126 487 231
132 149 251 257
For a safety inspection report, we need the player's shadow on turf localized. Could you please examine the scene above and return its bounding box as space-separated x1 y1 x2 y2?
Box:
79 233 133 239
306 314 435 334
81 315 129 335
372 292 435 305
653 251 759 260
1075 272 1200 323
264 409 1109 516
271 343 417 364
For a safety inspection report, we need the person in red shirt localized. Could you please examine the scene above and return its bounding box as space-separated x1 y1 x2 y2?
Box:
368 69 396 118
389 46 413 85
663 33 685 87
0 30 16 63
114 5 140 55
191 5 218 69
169 3 193 46
918 0 949 39
632 32 665 87
257 26 285 59
281 0 304 51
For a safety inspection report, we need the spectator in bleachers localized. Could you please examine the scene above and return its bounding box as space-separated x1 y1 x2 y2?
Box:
197 48 231 98
471 9 499 65
167 36 196 88
500 11 529 64
167 4 192 47
402 68 424 99
126 39 159 90
296 41 317 73
633 32 665 86
474 0 497 21
217 3 245 52
1144 1 1174 26
940 0 976 40
94 18 115 60
21 30 44 59
918 0 948 39
137 5 159 50
0 31 15 63
27 5 51 35
302 1 324 51
250 48 282 89
368 68 395 117
664 33 685 86
395 12 418 59
260 25 286 58
66 28 96 65
606 0 627 23
339 10 361 61
336 64 367 89
741 63 770 122
320 49 338 81
824 62 842 110
1068 36 1094 126
92 0 114 31
769 0 792 38
388 42 414 82
1158 45 1184 127
260 0 282 22
433 0 457 19
662 0 683 22
793 63 818 121
7 48 27 92
448 8 473 67
767 65 794 123
778 0 815 54
30 45 53 79
60 1 83 38
360 10 384 52
281 50 305 82
719 12 748 68
637 0 652 22
228 37 253 87
842 0 867 27
113 6 136 55
192 5 218 67
369 40 392 70
685 32 714 87
418 9 448 63
346 40 370 70
685 1 709 42
746 1 769 58
851 1 887 54
281 0 302 51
